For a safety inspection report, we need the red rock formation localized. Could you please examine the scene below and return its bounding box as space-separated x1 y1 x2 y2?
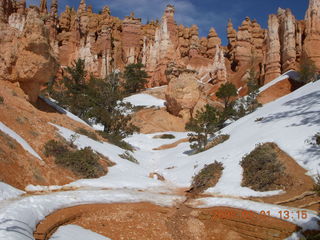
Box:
251 19 265 60
304 0 320 69
0 0 319 103
0 8 58 102
234 17 253 64
278 8 297 72
143 5 180 86
16 0 26 15
207 28 221 58
50 0 58 18
227 19 237 50
165 71 201 120
122 13 142 64
0 0 14 23
265 14 281 83
39 0 47 15
211 45 227 84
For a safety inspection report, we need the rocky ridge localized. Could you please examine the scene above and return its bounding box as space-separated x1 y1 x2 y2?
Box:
0 0 319 105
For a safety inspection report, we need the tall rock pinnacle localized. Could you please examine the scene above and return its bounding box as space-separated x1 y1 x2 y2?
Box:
304 0 320 69
40 0 47 14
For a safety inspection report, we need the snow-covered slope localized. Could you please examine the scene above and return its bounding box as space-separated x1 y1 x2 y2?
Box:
0 122 42 161
50 225 111 240
123 93 166 108
39 80 320 198
0 182 25 201
1 79 320 239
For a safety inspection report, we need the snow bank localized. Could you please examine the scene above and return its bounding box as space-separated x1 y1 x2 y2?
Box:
144 80 320 197
123 93 165 108
0 122 42 161
50 225 111 240
0 189 184 240
0 182 24 201
40 123 167 191
189 197 320 231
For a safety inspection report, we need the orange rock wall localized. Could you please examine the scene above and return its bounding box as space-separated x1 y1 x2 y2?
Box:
1 0 320 101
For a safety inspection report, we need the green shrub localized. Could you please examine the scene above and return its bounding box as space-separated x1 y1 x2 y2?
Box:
57 147 104 178
298 54 318 83
44 140 106 178
99 132 135 151
0 95 4 104
304 232 320 240
160 134 175 139
75 127 99 141
44 140 68 157
153 134 176 139
189 161 224 194
240 143 286 191
119 151 139 164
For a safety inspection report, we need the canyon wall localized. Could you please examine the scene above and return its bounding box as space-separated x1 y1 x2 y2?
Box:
0 0 319 101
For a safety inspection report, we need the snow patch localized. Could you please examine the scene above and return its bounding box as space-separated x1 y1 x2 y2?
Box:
0 122 42 161
0 189 184 240
50 225 111 240
0 182 25 201
123 93 165 108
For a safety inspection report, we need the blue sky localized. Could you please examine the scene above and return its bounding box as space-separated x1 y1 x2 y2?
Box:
27 0 308 45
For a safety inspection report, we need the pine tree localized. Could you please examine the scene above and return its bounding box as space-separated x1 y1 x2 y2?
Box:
216 82 238 122
245 67 261 113
123 62 149 94
216 82 238 109
87 72 139 139
48 59 91 121
47 59 139 140
186 104 220 152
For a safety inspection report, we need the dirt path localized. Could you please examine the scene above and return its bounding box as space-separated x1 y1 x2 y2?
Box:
34 202 298 240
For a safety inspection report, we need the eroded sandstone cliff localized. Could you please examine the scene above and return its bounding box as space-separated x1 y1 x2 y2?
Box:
0 0 319 103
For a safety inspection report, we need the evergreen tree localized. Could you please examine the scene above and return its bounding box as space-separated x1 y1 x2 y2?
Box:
233 59 262 119
186 104 220 152
87 73 139 139
216 82 238 109
123 62 149 94
216 82 238 122
298 54 318 83
48 59 139 140
245 66 261 114
48 59 91 120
